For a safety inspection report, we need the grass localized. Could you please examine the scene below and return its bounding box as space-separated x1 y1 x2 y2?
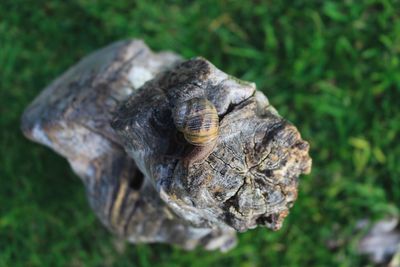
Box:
1 0 399 266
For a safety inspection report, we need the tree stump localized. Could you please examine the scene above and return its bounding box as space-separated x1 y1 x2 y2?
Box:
21 40 311 251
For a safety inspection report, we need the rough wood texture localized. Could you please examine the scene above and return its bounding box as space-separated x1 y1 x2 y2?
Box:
21 39 311 251
112 57 312 232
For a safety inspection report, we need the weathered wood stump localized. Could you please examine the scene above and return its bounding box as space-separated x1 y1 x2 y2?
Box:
21 40 311 251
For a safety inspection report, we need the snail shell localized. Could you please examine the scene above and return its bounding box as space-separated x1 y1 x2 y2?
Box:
173 97 219 146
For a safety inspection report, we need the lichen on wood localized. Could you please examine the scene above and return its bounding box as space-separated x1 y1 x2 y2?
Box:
21 39 311 251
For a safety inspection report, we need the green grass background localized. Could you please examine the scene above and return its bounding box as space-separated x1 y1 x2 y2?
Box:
1 0 399 266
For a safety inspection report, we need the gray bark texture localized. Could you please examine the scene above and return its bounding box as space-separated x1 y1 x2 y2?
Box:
21 39 311 251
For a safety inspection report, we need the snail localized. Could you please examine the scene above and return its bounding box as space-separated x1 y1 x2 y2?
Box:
172 97 219 166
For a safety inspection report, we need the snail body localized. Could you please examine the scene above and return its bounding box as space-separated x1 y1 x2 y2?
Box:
173 97 219 146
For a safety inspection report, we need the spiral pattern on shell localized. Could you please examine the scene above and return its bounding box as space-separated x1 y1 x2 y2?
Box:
173 97 219 146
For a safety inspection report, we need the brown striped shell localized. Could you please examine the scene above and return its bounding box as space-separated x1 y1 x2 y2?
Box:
172 97 219 146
